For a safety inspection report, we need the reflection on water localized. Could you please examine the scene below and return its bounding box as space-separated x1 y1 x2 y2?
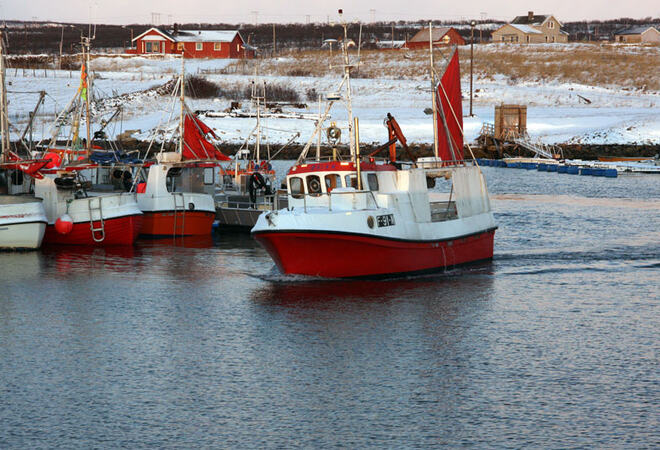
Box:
1 169 659 447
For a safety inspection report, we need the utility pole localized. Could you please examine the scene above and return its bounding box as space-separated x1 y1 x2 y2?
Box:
59 26 64 70
470 20 476 116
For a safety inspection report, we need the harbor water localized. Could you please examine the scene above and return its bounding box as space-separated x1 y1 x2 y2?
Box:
1 166 658 447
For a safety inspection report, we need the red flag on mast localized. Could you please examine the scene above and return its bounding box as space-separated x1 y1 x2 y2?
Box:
182 113 230 161
434 50 464 165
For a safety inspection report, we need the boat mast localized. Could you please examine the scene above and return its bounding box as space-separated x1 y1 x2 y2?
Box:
429 22 439 159
0 31 9 163
83 37 92 158
179 53 184 155
340 13 355 157
256 82 261 162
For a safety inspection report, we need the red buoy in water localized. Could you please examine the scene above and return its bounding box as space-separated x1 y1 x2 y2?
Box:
55 214 74 235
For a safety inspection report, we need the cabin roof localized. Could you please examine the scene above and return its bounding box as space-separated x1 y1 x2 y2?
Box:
288 161 396 176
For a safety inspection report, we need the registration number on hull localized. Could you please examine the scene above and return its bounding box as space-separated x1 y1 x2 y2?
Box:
377 214 395 227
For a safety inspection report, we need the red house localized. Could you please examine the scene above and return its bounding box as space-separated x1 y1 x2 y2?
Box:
127 27 255 59
403 27 465 49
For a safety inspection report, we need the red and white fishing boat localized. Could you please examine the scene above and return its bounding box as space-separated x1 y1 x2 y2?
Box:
35 165 143 246
135 60 222 237
252 28 496 278
6 37 143 247
137 152 216 236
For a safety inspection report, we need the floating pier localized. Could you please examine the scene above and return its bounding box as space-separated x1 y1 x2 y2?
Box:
472 158 660 178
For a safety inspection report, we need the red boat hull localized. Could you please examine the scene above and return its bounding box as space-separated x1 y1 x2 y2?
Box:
43 214 143 246
253 228 496 278
139 210 215 237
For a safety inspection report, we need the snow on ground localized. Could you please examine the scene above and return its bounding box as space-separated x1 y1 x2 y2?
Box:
6 54 660 147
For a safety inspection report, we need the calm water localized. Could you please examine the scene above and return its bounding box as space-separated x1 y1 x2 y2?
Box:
1 167 659 448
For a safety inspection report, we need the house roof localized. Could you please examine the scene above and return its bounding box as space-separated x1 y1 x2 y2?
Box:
512 14 549 25
133 27 242 43
508 24 543 34
409 27 452 42
613 25 659 35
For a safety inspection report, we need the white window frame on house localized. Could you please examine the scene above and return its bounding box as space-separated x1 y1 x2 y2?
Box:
196 42 203 51
548 21 555 29
214 42 222 51
144 41 161 53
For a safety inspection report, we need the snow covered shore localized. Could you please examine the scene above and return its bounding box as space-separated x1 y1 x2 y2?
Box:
5 49 660 148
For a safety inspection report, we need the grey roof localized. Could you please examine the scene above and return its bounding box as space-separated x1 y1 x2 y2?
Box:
613 26 659 35
512 14 549 25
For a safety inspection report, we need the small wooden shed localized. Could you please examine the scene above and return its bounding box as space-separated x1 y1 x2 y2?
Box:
494 104 527 140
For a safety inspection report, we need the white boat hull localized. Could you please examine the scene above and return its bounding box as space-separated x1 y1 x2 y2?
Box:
0 196 47 250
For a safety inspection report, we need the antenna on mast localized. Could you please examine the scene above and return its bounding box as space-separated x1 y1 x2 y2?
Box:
428 21 439 158
179 52 185 155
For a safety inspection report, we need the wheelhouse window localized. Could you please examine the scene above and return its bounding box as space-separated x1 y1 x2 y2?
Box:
324 174 341 192
367 173 379 191
344 174 358 189
196 42 203 51
166 168 182 192
289 177 304 199
203 167 214 185
306 175 322 196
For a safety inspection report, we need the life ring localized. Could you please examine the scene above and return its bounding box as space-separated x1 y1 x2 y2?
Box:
308 178 321 194
248 172 267 204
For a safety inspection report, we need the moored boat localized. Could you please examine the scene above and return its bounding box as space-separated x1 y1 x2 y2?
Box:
0 195 47 250
35 167 143 246
134 59 221 237
137 152 216 237
0 31 47 250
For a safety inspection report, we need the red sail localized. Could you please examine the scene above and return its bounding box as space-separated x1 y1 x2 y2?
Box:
182 113 230 161
434 50 464 165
